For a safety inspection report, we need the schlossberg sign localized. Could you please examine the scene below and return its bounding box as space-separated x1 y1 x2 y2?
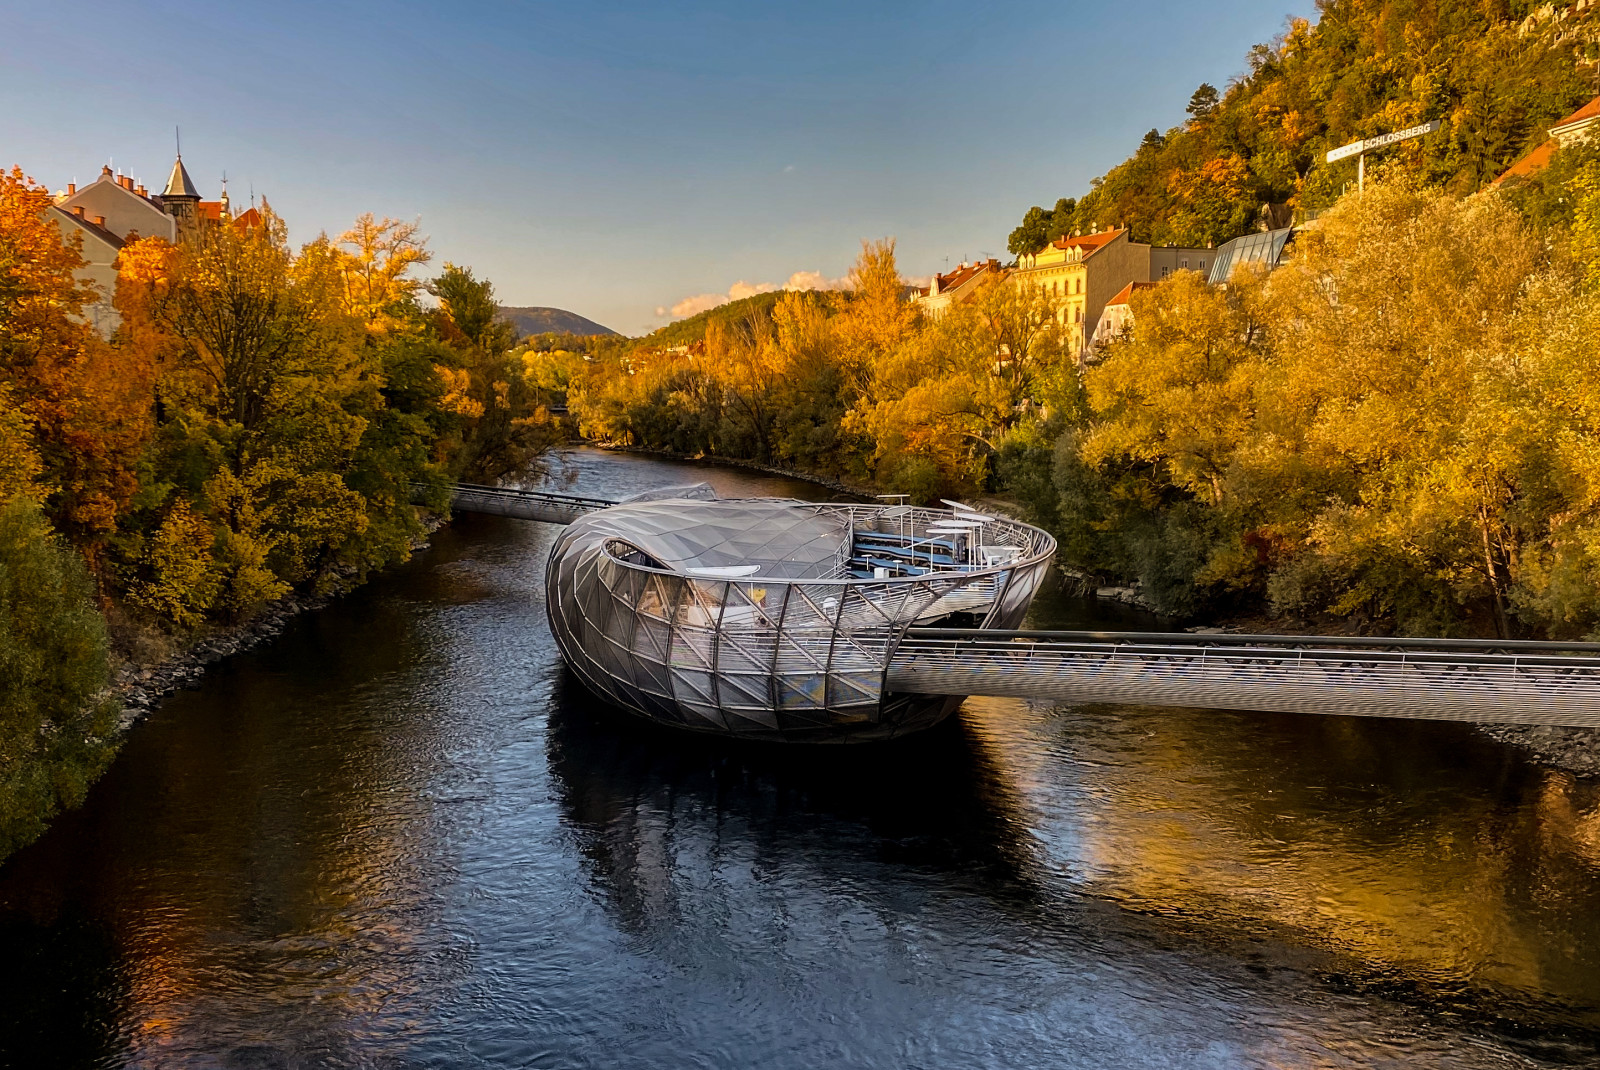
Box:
1326 120 1443 163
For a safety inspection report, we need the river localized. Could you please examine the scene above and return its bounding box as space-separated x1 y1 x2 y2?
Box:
2 448 1599 1069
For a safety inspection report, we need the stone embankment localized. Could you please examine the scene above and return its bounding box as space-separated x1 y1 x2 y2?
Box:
113 590 329 732
110 519 441 734
1478 723 1600 778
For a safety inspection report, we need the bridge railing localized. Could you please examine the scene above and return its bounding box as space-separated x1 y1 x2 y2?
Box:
415 482 617 526
888 628 1600 728
901 627 1600 666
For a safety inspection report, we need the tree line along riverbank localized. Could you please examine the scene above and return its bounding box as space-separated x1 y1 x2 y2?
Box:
544 175 1600 646
1 170 554 863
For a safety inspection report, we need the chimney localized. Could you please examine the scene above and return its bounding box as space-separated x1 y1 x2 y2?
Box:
101 164 112 177
93 215 106 227
66 182 76 195
136 184 146 197
72 205 85 217
122 175 134 191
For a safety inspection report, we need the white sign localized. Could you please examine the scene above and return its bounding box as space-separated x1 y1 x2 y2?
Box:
1326 120 1442 163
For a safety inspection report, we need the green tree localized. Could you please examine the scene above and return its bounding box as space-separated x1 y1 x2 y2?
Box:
0 498 115 862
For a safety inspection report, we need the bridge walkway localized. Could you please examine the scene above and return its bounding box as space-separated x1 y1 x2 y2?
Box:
440 482 616 526
437 484 1600 729
889 628 1600 729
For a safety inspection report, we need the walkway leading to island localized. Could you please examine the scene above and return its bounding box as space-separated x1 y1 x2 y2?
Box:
445 483 1600 729
889 629 1600 729
445 482 616 525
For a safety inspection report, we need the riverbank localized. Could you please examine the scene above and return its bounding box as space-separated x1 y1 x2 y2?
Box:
106 516 444 736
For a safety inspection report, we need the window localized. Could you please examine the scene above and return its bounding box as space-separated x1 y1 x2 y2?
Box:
1182 258 1189 269
1162 266 1171 277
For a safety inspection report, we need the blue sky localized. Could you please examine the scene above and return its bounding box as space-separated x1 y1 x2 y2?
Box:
2 0 1310 334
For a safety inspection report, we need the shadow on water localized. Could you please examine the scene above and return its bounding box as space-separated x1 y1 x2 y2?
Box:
545 668 1048 930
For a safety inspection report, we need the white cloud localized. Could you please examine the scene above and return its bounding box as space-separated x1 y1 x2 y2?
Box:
663 270 855 321
782 270 851 292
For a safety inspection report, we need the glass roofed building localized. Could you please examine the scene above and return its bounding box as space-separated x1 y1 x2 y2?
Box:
1207 227 1294 286
546 490 1057 742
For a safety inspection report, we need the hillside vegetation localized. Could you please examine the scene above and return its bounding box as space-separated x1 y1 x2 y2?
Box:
1009 0 1600 252
555 2 1600 644
635 291 832 350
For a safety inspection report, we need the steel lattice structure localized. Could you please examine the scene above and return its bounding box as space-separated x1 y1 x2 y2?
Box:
545 496 1058 741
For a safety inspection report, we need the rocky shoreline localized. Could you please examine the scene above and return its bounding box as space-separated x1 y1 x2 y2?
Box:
112 589 334 733
108 519 442 736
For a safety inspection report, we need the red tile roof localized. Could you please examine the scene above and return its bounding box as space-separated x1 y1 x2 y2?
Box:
1553 93 1600 131
1048 228 1125 257
1104 281 1158 307
1493 138 1559 185
1493 94 1600 185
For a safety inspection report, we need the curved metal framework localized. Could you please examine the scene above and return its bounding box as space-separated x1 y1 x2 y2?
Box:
546 498 1058 742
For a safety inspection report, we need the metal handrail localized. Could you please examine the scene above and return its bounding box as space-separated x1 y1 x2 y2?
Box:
448 482 618 511
906 627 1600 657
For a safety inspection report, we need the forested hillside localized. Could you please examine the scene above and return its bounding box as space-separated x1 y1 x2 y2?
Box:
1009 0 1600 252
557 1 1600 645
635 290 830 350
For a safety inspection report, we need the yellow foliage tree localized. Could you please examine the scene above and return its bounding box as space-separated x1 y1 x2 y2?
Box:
336 214 431 331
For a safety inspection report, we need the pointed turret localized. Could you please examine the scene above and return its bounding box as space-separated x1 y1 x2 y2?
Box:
162 154 201 223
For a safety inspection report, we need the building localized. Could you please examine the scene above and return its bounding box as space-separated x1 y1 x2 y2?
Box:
545 491 1056 742
1010 229 1213 360
1207 227 1294 287
1090 280 1157 349
1494 93 1600 185
1085 230 1292 351
910 258 1004 317
45 205 126 337
48 152 253 336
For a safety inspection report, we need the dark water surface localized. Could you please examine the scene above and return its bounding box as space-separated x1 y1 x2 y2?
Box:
4 449 1600 1068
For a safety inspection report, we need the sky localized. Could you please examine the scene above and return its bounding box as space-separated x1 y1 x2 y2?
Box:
2 0 1312 335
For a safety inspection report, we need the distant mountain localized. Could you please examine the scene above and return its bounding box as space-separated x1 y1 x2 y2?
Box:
497 306 618 338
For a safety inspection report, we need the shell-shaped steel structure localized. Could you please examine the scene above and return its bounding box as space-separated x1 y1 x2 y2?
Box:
545 494 1057 742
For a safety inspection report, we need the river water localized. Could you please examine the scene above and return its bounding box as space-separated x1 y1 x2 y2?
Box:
3 448 1600 1069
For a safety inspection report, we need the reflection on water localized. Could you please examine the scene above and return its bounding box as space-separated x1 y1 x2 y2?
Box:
0 448 1598 1068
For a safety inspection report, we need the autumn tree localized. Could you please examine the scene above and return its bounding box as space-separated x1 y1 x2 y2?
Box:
337 214 431 331
0 497 116 861
428 263 560 482
0 167 152 569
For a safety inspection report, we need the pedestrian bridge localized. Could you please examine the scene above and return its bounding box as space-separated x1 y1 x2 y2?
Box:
890 628 1600 730
442 483 1600 732
444 482 615 526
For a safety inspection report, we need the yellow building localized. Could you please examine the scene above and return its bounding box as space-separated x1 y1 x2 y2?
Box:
1011 228 1215 360
1010 229 1148 360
